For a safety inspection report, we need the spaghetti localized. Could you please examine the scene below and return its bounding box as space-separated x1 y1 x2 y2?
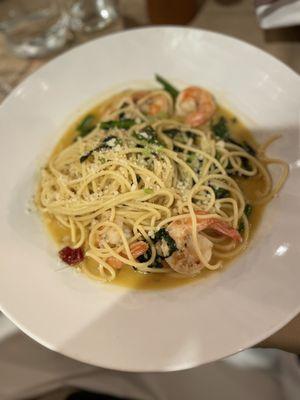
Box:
37 76 288 283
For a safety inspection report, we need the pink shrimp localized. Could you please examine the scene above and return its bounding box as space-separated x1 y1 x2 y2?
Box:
165 211 241 275
132 91 151 103
175 86 216 127
132 90 173 116
107 241 148 269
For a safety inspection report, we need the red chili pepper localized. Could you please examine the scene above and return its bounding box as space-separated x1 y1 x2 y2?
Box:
59 246 84 266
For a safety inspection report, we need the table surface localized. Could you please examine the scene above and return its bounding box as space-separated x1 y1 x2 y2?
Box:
0 0 299 103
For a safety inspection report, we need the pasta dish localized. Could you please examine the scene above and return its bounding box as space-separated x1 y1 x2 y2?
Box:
36 75 288 285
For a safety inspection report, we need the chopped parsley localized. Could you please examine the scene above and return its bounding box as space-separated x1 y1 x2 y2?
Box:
144 188 154 195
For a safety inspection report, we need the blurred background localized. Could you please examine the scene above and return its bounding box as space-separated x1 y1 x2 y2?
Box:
0 1 299 399
0 0 300 103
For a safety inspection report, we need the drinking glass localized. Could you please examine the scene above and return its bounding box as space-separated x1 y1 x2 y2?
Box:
68 0 118 33
0 0 70 58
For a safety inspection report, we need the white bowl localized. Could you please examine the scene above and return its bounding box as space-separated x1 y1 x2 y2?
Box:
0 27 300 372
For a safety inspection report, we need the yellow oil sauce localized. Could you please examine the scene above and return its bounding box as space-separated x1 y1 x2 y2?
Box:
44 95 266 290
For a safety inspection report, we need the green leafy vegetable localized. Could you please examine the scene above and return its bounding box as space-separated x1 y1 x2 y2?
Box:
186 153 202 173
173 145 183 153
100 119 135 130
186 130 196 139
242 142 256 157
153 228 177 258
133 229 178 269
213 130 256 174
213 115 256 156
133 126 162 146
241 157 252 172
163 128 181 138
137 248 163 269
80 152 93 163
155 74 179 100
238 220 245 233
80 136 122 163
186 153 196 163
77 114 96 137
100 135 122 149
244 204 253 217
228 138 256 157
212 117 230 141
214 187 230 199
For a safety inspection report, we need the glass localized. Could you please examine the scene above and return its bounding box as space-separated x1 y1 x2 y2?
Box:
0 0 70 58
68 0 118 33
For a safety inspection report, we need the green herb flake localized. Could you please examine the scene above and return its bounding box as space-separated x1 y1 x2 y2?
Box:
142 147 152 156
186 154 196 163
144 188 154 195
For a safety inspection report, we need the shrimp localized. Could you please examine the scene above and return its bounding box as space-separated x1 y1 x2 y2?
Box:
166 234 213 276
175 86 216 127
132 91 150 103
107 241 148 269
165 212 241 275
132 90 173 117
